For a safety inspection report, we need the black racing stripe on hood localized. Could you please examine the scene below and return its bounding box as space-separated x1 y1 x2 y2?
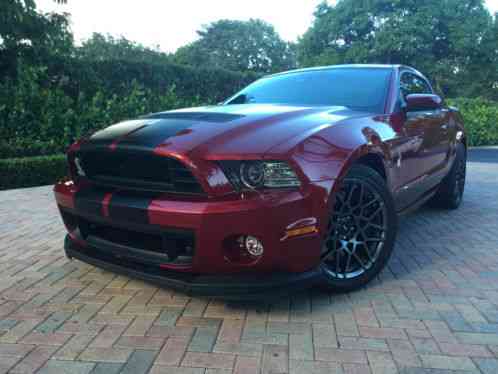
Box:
81 121 148 150
145 112 244 123
115 119 197 150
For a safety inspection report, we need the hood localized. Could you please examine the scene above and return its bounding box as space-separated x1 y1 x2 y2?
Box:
78 104 370 159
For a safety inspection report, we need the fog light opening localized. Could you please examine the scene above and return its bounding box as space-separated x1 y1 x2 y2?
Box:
238 235 264 257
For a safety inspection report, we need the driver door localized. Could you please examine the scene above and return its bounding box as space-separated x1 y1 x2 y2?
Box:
395 71 450 208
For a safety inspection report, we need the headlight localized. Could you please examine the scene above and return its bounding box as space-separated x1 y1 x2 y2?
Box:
240 162 265 188
219 161 301 190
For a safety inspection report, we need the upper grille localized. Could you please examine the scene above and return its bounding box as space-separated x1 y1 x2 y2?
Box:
78 151 204 194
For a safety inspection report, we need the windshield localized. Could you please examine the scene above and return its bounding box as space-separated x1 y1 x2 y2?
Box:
226 68 392 112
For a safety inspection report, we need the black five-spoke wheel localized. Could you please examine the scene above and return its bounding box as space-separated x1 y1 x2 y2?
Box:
320 165 397 292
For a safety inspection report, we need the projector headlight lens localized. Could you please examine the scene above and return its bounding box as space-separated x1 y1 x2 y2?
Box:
220 161 301 190
240 162 265 189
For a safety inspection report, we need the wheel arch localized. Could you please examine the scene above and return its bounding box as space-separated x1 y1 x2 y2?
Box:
334 144 391 188
324 144 392 219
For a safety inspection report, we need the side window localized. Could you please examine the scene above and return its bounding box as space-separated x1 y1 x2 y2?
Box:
400 73 432 98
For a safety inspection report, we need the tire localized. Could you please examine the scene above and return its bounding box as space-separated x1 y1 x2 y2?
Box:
320 164 397 293
429 143 466 210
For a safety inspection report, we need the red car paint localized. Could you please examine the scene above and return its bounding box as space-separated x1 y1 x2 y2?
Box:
54 65 465 281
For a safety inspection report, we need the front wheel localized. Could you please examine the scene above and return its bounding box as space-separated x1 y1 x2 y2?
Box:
320 165 397 292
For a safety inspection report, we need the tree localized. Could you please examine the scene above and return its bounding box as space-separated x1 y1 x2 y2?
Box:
0 0 73 76
298 0 497 99
77 33 171 65
174 19 296 73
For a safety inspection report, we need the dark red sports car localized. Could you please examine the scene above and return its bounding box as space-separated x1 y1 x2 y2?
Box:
54 64 467 297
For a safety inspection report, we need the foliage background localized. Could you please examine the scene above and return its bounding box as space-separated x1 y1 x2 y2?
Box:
0 0 497 189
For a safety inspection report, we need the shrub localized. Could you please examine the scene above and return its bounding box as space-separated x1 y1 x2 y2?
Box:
0 61 258 159
0 155 67 190
448 98 498 147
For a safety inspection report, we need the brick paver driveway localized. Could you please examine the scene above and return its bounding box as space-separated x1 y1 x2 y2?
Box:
1 148 498 374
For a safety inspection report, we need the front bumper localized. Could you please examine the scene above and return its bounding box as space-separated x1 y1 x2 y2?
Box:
65 235 323 299
54 178 334 297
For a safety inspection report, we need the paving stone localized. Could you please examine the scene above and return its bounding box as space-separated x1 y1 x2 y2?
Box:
88 363 123 374
20 331 71 346
188 326 218 352
0 355 20 374
182 352 236 369
312 323 338 348
150 367 204 374
234 356 260 374
217 319 244 343
52 334 94 360
38 360 95 374
213 341 263 356
262 344 288 374
359 326 407 340
9 345 58 373
367 351 398 374
155 336 190 366
1 150 498 374
335 314 360 337
79 347 133 363
0 343 35 357
338 336 390 351
289 332 314 360
315 347 368 364
455 332 498 345
114 335 164 350
419 354 477 371
438 342 492 357
0 319 18 330
120 349 158 374
473 358 498 374
289 359 343 374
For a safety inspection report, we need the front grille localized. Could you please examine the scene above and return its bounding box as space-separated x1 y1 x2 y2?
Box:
78 151 204 194
78 217 195 266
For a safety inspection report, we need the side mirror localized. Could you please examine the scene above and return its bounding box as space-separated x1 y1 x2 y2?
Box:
405 94 442 112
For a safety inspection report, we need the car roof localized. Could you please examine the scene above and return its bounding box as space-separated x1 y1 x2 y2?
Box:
267 64 417 78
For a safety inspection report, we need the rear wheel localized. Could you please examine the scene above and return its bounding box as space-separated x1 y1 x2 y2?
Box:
429 143 466 209
320 165 397 292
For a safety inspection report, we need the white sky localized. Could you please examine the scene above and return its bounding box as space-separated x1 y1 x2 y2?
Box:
36 0 498 53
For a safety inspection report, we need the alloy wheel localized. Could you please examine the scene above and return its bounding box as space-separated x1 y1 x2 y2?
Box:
321 179 388 279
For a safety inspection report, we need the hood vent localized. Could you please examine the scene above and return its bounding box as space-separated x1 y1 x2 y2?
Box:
145 112 244 123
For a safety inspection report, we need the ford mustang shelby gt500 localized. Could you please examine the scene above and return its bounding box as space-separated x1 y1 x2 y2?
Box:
54 65 467 297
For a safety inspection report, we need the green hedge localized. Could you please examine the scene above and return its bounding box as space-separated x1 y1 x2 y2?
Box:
1 97 497 190
0 60 259 159
0 155 67 190
447 98 498 147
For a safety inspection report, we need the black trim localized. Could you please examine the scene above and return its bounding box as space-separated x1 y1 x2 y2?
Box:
64 235 322 300
107 191 154 224
74 187 107 218
63 209 195 266
78 150 205 195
